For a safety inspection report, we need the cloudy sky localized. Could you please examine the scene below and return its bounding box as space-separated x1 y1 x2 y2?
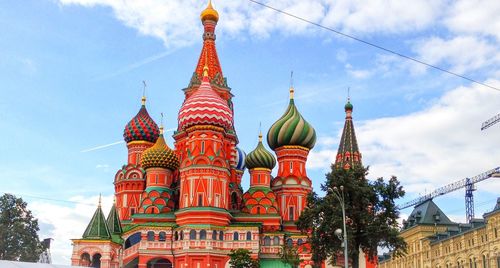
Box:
1 0 499 264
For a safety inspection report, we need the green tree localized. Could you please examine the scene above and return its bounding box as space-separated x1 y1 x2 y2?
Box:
279 242 300 268
228 249 259 268
297 166 406 268
0 193 44 262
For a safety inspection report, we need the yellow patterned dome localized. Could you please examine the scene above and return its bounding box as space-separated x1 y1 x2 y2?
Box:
200 0 219 22
141 129 179 170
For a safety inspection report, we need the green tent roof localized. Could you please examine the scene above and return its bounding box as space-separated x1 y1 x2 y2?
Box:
106 203 123 235
82 205 111 240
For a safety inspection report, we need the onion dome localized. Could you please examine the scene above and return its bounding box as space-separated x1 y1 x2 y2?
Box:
123 97 160 143
345 100 353 111
246 134 276 170
141 127 179 170
200 0 219 22
235 146 246 171
267 86 316 150
178 66 233 131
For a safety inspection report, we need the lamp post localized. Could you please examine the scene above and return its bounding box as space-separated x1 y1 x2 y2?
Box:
329 186 348 268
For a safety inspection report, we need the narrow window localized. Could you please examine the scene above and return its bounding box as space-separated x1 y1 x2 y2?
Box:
212 230 217 240
147 231 155 241
174 231 178 241
198 194 203 206
273 236 279 245
289 207 295 221
219 231 224 240
233 232 239 241
201 141 205 154
289 162 293 173
159 232 166 241
264 236 271 246
189 230 197 240
200 230 207 240
246 231 251 241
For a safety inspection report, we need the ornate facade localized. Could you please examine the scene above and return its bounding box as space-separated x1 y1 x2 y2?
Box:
378 199 500 268
70 2 374 268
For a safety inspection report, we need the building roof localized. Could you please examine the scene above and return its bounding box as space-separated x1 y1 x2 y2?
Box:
82 204 111 240
106 203 123 235
403 199 455 229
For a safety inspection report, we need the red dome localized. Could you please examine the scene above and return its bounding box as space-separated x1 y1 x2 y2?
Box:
178 76 232 131
124 102 159 143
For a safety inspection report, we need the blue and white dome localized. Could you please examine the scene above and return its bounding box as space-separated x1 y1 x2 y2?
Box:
235 146 246 172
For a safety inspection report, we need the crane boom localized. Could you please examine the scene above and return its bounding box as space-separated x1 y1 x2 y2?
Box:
398 167 500 210
481 113 500 130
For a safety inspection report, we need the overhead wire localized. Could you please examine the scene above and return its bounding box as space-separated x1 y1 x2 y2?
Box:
247 0 500 92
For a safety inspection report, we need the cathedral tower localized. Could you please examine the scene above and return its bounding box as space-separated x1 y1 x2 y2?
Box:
335 99 362 170
114 96 159 220
268 86 316 231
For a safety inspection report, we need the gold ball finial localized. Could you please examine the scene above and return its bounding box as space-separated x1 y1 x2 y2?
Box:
141 96 146 106
200 0 219 22
289 86 295 99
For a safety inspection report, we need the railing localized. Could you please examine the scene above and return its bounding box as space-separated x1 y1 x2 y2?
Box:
123 243 139 259
260 245 280 254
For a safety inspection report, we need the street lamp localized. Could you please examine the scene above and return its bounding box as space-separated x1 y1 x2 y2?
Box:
329 186 348 268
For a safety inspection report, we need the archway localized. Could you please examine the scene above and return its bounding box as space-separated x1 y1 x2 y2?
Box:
80 253 91 267
147 258 172 268
91 253 102 268
125 232 141 249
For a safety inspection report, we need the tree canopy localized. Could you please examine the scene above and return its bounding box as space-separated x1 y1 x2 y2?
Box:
228 248 259 268
0 193 45 262
297 165 406 267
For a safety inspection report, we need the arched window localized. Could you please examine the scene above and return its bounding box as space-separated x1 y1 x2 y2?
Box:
212 230 217 240
286 238 293 247
159 232 166 241
189 230 197 240
297 238 304 245
231 192 238 210
200 230 207 240
273 236 279 246
257 207 261 214
180 231 184 240
264 236 271 246
233 232 239 241
246 231 252 241
80 253 91 266
174 231 178 241
201 141 205 154
219 231 224 240
483 255 487 268
147 231 155 241
289 207 295 221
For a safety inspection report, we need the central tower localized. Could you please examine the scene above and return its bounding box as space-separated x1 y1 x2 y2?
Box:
174 2 239 227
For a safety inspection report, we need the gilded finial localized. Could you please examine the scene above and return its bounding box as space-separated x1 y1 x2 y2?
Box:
200 0 219 22
160 113 164 134
289 71 295 99
258 122 263 142
98 193 102 207
141 81 147 105
113 195 116 204
347 87 351 102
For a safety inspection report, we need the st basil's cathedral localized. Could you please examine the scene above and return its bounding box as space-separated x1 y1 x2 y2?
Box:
70 2 373 268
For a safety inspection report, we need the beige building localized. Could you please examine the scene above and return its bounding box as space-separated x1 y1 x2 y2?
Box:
379 198 500 268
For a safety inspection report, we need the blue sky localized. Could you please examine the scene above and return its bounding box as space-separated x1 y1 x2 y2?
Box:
1 0 500 264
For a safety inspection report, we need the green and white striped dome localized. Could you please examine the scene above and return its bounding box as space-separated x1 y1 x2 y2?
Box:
267 87 316 150
245 134 276 170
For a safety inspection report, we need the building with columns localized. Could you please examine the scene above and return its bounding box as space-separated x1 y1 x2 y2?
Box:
378 198 500 268
70 2 375 268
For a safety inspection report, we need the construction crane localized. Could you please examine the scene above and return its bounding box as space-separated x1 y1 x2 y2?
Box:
481 113 500 130
398 167 500 223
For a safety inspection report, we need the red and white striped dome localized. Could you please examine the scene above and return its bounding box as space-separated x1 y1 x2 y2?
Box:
178 76 233 131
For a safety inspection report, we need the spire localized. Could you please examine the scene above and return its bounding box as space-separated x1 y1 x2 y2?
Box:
289 71 295 100
160 112 164 135
106 203 123 235
195 0 223 82
335 97 362 170
141 81 147 106
82 202 111 240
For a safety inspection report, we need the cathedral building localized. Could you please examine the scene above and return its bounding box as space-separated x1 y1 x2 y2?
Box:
70 2 372 268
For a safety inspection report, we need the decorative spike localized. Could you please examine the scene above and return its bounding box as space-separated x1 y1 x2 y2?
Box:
142 81 147 105
289 71 295 99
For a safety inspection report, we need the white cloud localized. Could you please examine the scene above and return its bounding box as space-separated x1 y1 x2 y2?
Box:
30 195 114 265
413 36 500 74
444 0 500 41
57 0 447 47
308 80 500 195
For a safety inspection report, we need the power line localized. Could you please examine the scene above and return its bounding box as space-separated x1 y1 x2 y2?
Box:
3 192 97 206
247 0 500 92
